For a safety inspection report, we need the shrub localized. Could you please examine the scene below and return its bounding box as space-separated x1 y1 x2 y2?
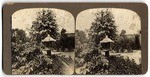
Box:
108 56 142 74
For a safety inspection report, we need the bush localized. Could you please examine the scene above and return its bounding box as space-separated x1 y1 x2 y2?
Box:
113 35 141 53
108 56 142 74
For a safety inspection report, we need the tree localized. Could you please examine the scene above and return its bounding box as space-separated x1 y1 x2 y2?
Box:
12 28 28 43
12 9 58 74
30 9 59 43
27 9 57 74
89 10 117 45
59 28 75 51
114 30 135 52
120 30 126 36
75 30 89 68
11 28 28 65
59 28 67 51
61 28 66 34
75 30 88 44
77 9 117 74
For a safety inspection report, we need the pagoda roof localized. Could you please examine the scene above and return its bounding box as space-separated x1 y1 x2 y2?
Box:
42 34 56 42
100 35 114 43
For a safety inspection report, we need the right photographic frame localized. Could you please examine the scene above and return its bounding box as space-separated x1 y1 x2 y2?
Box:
75 8 142 75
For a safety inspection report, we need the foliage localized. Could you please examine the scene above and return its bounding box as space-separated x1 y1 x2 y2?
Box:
75 30 88 44
75 30 90 68
75 10 116 74
75 10 141 75
11 29 28 64
59 29 75 51
75 29 106 74
75 10 117 74
113 36 132 52
108 56 142 74
28 9 59 74
113 30 141 52
12 32 53 74
88 9 117 45
12 9 59 74
12 28 28 43
30 9 59 43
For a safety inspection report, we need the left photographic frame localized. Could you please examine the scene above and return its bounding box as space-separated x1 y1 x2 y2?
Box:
11 8 75 75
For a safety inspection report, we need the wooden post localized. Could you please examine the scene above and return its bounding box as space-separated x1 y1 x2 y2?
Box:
47 50 51 56
105 50 109 57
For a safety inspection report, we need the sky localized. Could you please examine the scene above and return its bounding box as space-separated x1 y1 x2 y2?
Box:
76 8 141 35
12 8 75 35
12 8 141 35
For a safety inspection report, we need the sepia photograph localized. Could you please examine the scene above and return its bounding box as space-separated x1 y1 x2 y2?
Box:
75 8 142 75
11 8 142 75
11 8 75 74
